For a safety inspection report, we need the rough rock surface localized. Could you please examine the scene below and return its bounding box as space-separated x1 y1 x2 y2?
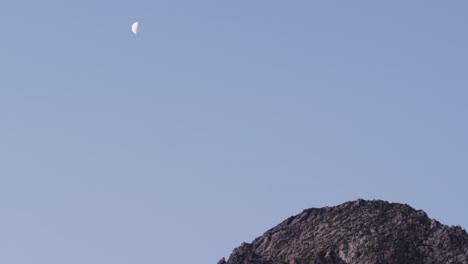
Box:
219 199 468 264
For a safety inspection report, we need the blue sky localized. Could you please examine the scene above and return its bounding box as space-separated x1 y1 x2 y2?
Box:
1 1 467 263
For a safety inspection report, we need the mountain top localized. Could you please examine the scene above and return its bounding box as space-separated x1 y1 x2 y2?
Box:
218 199 468 264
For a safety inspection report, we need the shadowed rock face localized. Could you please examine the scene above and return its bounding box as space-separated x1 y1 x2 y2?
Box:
218 200 468 264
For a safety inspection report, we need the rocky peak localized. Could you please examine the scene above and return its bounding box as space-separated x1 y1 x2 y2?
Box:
219 199 468 264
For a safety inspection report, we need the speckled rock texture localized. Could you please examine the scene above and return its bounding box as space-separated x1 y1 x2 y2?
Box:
218 199 468 264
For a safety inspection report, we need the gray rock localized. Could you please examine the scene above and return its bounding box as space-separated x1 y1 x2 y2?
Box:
219 199 468 264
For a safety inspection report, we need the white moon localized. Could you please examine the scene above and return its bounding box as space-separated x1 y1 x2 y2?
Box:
131 22 139 35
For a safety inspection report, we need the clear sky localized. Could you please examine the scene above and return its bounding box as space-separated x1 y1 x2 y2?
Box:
1 1 467 263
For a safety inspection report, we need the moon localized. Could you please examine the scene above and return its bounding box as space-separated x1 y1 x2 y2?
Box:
131 22 139 35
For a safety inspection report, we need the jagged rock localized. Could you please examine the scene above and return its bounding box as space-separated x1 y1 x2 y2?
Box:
219 199 468 264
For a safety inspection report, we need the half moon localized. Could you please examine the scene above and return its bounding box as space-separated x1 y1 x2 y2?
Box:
131 22 139 35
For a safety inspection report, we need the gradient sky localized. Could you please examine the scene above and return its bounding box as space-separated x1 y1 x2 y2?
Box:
1 1 467 263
